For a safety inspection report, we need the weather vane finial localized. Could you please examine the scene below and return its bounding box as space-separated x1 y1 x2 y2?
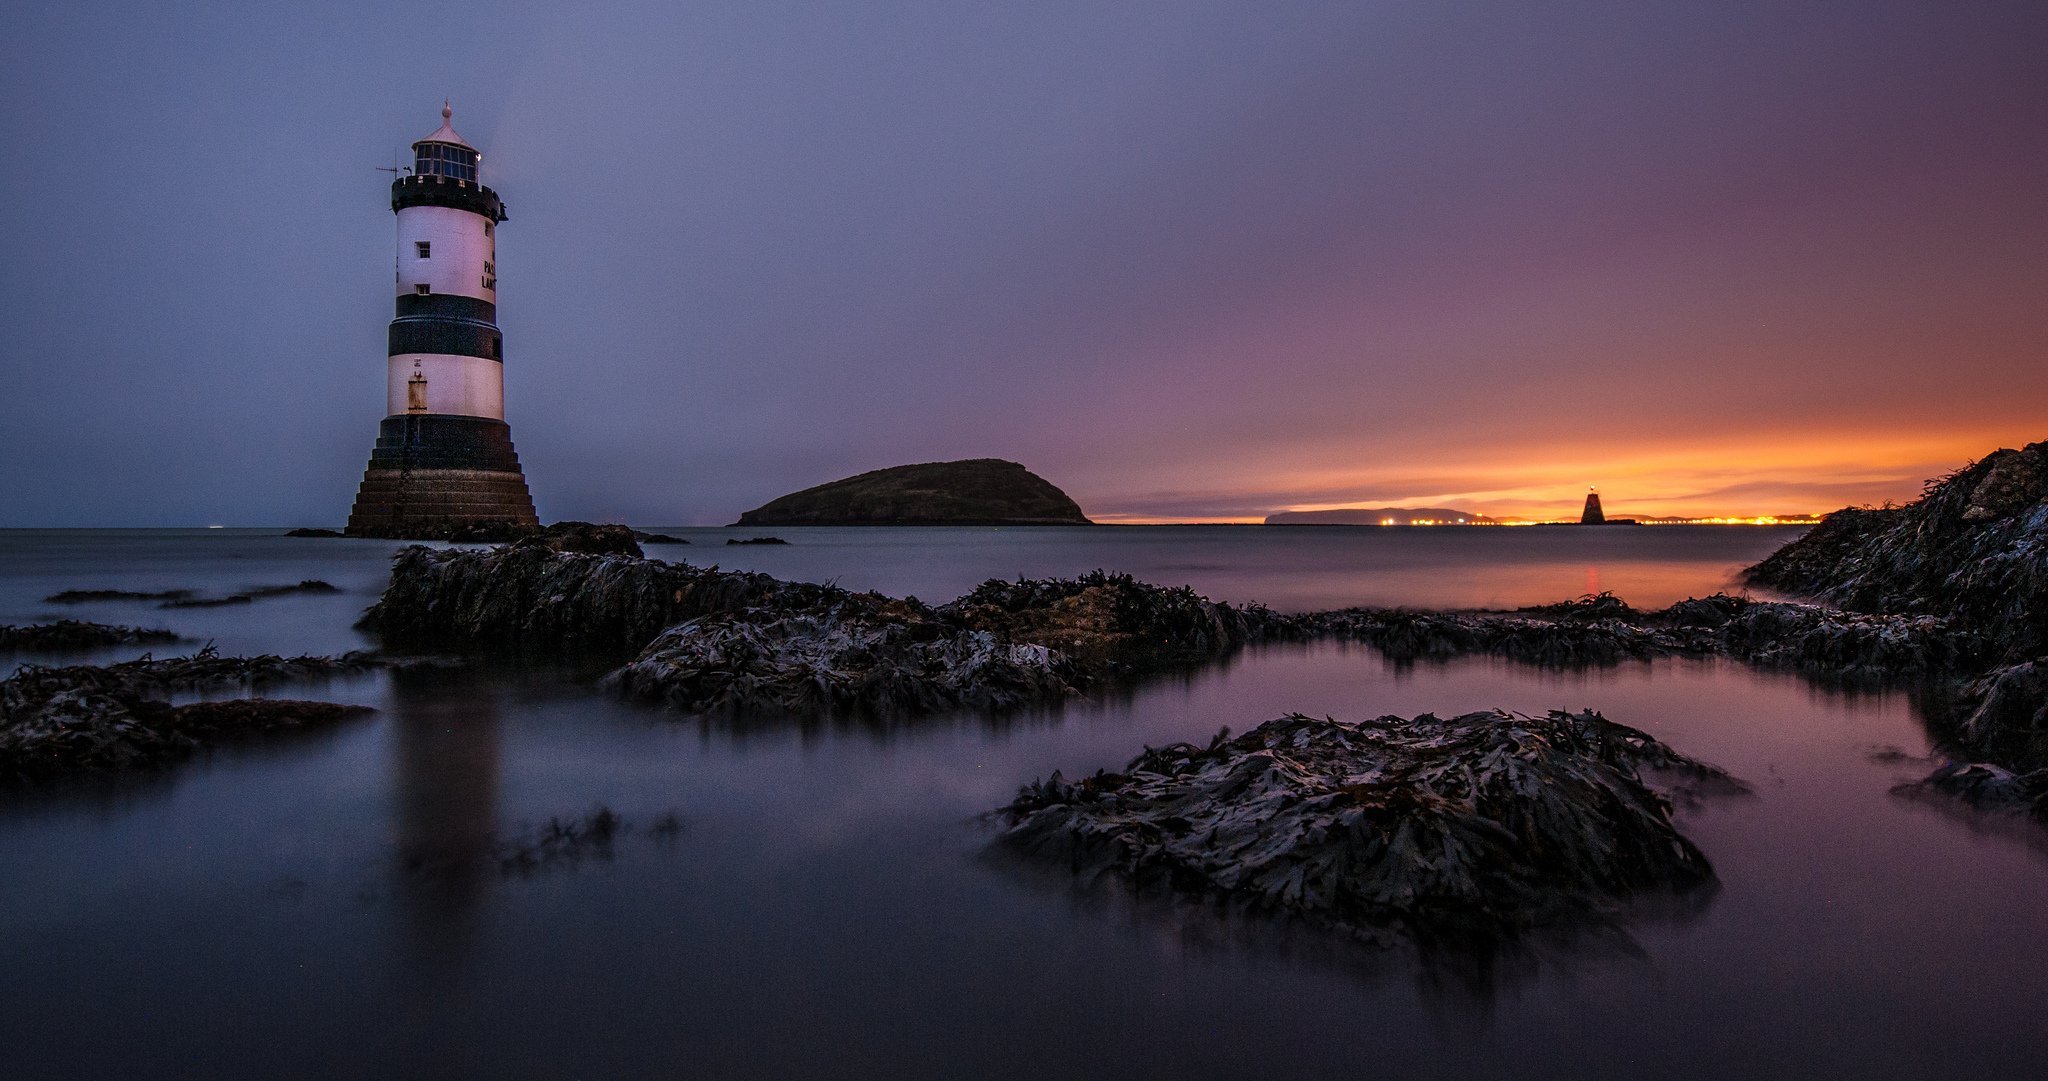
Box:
442 99 452 122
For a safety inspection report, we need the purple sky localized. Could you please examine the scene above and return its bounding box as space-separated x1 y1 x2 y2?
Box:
2 1 2043 525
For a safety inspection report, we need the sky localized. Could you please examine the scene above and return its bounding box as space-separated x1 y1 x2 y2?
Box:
1 1 2043 525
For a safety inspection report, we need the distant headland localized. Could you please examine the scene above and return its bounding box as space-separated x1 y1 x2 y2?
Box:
735 459 1093 526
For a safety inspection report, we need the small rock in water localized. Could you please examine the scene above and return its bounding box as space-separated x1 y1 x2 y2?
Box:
726 536 789 545
158 580 341 608
45 588 195 604
0 621 180 651
0 648 377 784
284 528 346 538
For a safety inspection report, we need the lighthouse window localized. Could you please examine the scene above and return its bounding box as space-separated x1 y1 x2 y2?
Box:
414 284 431 295
415 241 431 259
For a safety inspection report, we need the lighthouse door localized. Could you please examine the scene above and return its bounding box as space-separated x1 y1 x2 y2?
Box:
407 369 429 413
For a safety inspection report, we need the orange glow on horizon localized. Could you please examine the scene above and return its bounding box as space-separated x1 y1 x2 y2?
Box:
1076 424 2033 525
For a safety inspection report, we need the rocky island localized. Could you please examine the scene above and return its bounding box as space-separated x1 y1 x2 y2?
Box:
734 459 1092 526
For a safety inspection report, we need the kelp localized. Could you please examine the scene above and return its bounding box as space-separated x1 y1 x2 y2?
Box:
1290 596 1974 679
0 620 180 651
159 580 342 608
606 611 1079 716
996 710 1736 944
608 573 1274 717
1746 440 2048 787
0 648 376 783
367 547 1280 715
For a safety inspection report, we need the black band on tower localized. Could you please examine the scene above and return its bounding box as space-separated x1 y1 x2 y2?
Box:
368 414 525 472
391 175 507 222
388 318 502 361
394 293 496 324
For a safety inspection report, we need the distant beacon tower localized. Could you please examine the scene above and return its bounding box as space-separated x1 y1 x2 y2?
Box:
346 103 537 535
1580 487 1606 525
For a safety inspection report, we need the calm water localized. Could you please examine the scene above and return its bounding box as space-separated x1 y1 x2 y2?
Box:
3 527 2044 1079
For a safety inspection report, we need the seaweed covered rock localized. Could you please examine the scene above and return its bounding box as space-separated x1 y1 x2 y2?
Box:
0 648 375 783
1895 761 2048 818
513 522 644 558
996 710 1734 943
360 544 831 657
1748 443 2048 660
608 572 1272 716
607 612 1078 716
1294 597 1972 678
0 621 179 651
365 546 1279 716
948 572 1269 669
1747 442 2048 779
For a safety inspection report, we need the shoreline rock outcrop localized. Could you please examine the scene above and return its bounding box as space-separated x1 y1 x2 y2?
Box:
0 648 376 784
996 710 1737 944
363 543 1275 714
1747 441 2048 807
1 621 181 651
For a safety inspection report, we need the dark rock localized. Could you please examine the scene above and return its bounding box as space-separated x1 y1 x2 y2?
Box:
0 648 376 783
514 522 644 558
996 710 1736 944
45 588 194 604
364 547 1277 715
632 530 687 544
159 595 253 609
284 528 346 538
1895 761 2048 818
736 458 1092 526
158 580 342 608
0 621 180 651
726 536 788 546
1286 596 1973 678
1747 440 2048 776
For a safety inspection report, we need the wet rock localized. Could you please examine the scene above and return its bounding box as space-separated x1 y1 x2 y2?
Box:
726 536 788 545
45 588 195 604
1747 440 2048 775
996 710 1736 944
606 572 1273 716
1896 761 2048 818
0 648 376 783
513 522 643 558
0 621 180 651
1955 662 2048 762
361 543 829 657
284 528 346 538
1517 591 1635 622
633 530 687 544
606 611 1080 716
1289 597 1971 679
159 580 342 608
1961 445 2048 522
366 547 1278 715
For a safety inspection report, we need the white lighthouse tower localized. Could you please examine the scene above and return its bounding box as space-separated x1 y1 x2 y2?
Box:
347 103 538 535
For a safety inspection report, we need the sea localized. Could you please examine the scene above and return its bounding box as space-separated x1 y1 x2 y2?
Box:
2 526 2044 1080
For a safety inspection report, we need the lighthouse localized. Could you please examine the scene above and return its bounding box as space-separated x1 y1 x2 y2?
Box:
1580 487 1606 525
346 103 538 536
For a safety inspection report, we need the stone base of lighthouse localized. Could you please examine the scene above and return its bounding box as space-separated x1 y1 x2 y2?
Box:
345 414 538 537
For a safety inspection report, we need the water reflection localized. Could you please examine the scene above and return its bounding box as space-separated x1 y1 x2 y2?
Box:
390 669 502 939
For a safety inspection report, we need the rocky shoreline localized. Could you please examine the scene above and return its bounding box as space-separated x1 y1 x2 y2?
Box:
1747 441 2048 810
15 471 2048 941
0 648 376 784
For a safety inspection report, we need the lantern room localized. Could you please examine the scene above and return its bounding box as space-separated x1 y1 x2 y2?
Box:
412 101 479 182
